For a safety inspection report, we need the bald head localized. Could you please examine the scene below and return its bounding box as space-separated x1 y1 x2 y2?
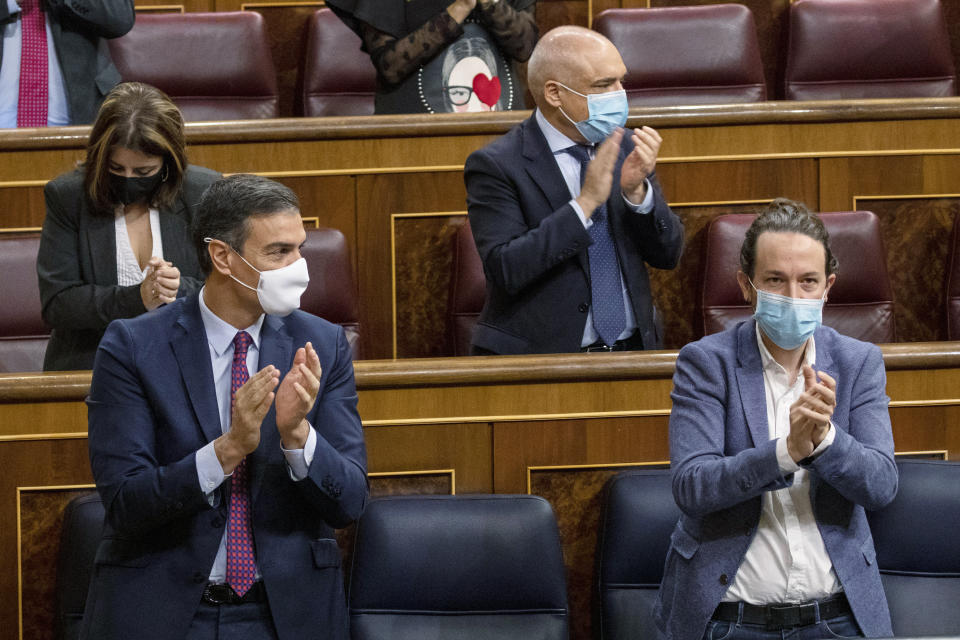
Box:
527 26 621 107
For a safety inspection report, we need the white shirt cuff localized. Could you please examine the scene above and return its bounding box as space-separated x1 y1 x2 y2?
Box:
196 441 228 496
282 423 317 481
622 178 654 214
569 198 592 229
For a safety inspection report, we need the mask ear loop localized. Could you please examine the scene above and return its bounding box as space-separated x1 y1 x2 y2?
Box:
161 164 169 182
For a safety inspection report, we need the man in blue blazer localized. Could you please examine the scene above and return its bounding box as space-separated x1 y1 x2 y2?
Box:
655 199 897 640
82 175 368 639
464 26 683 355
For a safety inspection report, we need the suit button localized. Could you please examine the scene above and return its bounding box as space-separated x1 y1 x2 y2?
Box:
578 303 588 313
719 574 728 585
193 572 206 583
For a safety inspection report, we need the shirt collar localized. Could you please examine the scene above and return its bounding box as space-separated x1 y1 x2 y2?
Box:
755 325 816 377
535 108 584 155
198 286 264 358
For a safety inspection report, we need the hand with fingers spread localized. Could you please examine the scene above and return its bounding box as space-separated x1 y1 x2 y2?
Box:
275 341 323 449
787 365 837 462
576 128 624 217
621 126 662 203
215 365 280 473
140 256 181 310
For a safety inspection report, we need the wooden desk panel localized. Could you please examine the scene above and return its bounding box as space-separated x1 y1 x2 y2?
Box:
3 344 960 639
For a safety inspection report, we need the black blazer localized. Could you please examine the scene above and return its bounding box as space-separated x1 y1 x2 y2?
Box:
464 115 685 354
0 0 135 124
37 165 221 371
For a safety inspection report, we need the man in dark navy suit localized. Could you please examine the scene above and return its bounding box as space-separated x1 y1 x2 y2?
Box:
464 25 684 355
83 174 367 640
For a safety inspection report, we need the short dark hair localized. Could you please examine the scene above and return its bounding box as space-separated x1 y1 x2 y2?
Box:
83 82 187 215
192 174 300 274
739 198 839 279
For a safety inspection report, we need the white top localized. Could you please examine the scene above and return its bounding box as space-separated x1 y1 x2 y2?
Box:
723 333 840 604
114 207 163 286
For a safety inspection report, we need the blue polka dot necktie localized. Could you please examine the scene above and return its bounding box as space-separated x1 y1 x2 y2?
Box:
226 330 256 596
566 144 627 347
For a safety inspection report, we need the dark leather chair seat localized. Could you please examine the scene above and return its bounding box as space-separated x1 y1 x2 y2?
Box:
593 5 766 107
785 0 956 100
300 227 361 359
54 493 104 640
595 469 678 640
348 494 569 640
109 12 279 121
447 220 485 356
867 460 960 637
301 9 376 117
0 232 49 372
700 211 896 343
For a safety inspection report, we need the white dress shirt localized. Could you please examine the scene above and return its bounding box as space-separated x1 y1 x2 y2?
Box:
534 108 654 347
723 333 840 604
114 208 163 286
194 286 318 583
0 0 69 127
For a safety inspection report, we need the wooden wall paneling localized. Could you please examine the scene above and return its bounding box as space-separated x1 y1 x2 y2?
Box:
18 486 96 640
355 171 467 359
133 3 189 13
530 461 669 640
2 438 93 640
0 184 47 231
244 3 324 118
268 173 357 262
656 158 818 205
536 0 590 34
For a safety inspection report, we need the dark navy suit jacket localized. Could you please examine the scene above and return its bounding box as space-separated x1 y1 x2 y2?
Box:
464 114 684 354
654 321 897 640
81 293 368 640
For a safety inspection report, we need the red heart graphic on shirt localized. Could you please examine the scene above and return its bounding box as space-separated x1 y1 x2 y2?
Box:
472 74 501 107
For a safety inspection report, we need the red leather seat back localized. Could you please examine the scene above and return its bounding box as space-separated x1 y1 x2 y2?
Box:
593 5 766 107
0 233 50 372
109 12 279 121
447 220 485 356
701 212 896 343
300 227 362 359
785 0 956 100
302 9 376 117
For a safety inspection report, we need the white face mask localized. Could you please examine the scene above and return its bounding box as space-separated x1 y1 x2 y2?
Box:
206 238 310 317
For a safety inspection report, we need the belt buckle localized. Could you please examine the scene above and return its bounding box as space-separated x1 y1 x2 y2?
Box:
203 583 234 605
767 602 816 630
585 343 613 353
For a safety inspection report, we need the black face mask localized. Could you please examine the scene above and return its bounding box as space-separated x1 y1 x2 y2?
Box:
109 170 164 205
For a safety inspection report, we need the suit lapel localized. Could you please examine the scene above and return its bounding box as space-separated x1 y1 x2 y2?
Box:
250 314 293 502
735 320 770 449
171 295 221 444
159 198 190 266
86 207 118 285
521 116 590 274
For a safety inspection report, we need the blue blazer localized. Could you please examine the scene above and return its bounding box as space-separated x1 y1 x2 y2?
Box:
464 115 684 354
654 321 897 640
82 293 368 640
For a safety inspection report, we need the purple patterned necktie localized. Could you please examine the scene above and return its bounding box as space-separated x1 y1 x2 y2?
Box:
567 144 627 346
226 331 256 596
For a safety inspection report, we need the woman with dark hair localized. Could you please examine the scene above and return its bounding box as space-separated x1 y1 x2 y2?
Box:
37 82 220 371
327 0 538 114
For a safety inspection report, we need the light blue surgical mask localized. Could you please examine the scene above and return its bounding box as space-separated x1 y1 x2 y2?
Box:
556 82 628 144
750 281 825 351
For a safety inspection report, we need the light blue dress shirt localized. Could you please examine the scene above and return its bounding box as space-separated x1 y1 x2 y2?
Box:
534 108 653 347
195 286 318 583
0 0 69 127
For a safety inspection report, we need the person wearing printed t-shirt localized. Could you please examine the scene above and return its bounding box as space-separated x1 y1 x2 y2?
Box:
464 25 683 355
655 199 898 640
326 0 537 114
82 174 368 640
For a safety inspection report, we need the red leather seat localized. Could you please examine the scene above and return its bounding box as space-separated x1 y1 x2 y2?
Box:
593 5 766 107
301 9 376 117
447 220 485 356
700 211 896 343
0 233 50 372
300 227 362 359
109 12 279 121
785 0 956 100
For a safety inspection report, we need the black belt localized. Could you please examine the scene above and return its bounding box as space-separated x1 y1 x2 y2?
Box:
201 581 266 605
712 593 851 629
581 332 643 352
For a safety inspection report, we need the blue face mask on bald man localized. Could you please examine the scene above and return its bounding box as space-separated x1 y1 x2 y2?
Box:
555 82 629 144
